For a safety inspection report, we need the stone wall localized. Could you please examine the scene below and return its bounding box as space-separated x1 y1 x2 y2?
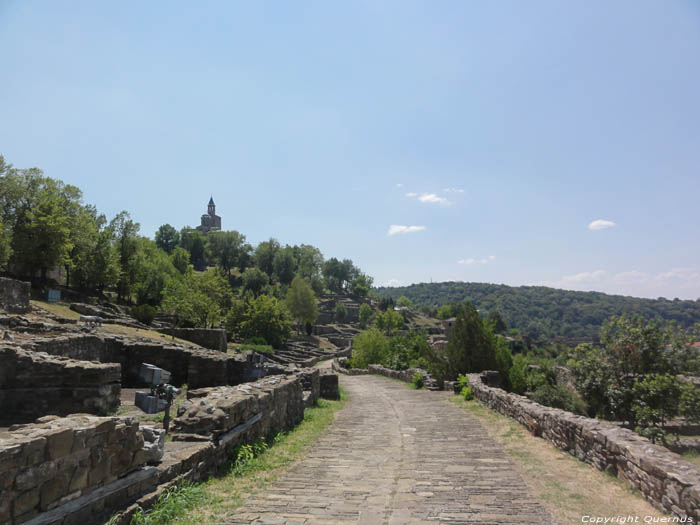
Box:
0 414 146 523
467 372 700 520
0 346 120 422
158 328 227 352
319 371 339 400
0 277 30 314
21 333 251 389
332 360 438 389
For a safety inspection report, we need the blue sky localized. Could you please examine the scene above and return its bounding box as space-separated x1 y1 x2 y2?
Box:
1 1 699 299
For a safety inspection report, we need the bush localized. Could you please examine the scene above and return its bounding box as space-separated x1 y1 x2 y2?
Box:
530 384 587 415
131 304 156 325
411 372 424 389
461 386 473 400
334 302 347 322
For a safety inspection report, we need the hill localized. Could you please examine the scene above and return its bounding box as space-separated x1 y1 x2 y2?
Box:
375 282 700 342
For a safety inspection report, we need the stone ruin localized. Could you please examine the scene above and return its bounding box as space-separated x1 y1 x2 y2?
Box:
0 293 342 524
0 278 30 315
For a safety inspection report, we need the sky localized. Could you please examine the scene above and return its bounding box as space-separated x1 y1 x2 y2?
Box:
1 1 699 300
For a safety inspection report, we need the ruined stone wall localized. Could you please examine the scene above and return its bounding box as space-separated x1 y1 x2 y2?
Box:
158 328 227 352
319 371 339 400
0 414 146 523
0 346 120 422
0 277 30 314
466 373 700 520
23 334 246 389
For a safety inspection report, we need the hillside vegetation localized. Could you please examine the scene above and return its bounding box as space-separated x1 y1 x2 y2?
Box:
376 281 700 341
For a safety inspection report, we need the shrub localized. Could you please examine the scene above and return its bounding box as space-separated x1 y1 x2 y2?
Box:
334 302 347 322
131 304 156 325
461 386 473 400
530 384 587 415
411 372 424 389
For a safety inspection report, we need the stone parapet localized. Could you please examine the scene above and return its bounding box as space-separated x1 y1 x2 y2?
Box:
467 372 700 520
157 328 227 352
0 414 146 524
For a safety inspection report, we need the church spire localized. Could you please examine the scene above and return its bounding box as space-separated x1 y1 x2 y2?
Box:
208 196 215 216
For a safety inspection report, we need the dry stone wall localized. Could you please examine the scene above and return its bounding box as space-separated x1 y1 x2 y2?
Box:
0 278 30 314
467 372 700 520
0 346 120 422
0 414 146 524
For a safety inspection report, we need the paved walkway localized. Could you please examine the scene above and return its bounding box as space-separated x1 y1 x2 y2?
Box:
229 375 552 524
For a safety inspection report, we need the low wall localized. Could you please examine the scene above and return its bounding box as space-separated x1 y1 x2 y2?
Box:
467 373 700 520
0 277 30 314
332 359 438 388
319 371 339 400
21 334 253 389
158 328 227 352
0 414 146 523
0 346 120 422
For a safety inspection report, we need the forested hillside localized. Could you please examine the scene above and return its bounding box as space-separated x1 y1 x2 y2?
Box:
376 282 700 341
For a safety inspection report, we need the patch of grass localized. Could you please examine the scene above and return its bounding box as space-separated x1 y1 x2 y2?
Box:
449 395 668 522
30 300 80 320
682 450 700 468
130 481 206 525
134 388 347 525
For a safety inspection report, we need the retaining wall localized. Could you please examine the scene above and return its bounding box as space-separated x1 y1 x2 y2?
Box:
0 414 146 524
158 328 227 352
21 334 251 389
0 346 120 422
467 372 700 520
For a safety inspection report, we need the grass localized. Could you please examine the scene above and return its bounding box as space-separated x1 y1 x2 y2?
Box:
682 450 700 468
128 389 347 524
449 395 668 523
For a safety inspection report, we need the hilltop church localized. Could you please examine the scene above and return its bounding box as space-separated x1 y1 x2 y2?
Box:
196 197 221 234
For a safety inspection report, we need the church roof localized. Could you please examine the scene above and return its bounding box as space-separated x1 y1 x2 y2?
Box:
208 196 215 206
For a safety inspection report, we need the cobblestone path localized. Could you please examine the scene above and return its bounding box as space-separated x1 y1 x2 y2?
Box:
229 375 552 524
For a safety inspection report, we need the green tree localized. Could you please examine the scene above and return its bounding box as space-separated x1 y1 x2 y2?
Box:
445 303 498 379
632 374 681 443
170 246 191 275
396 296 413 309
239 295 291 348
0 218 12 271
207 230 250 275
155 224 180 253
487 310 508 334
110 211 140 302
373 309 403 335
358 303 373 329
179 227 207 270
285 275 318 330
349 272 373 299
131 238 181 305
161 269 230 328
350 328 390 369
254 238 280 277
334 302 347 322
273 245 297 285
508 354 528 395
241 267 269 296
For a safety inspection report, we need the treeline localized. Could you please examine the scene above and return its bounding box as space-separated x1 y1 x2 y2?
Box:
0 156 372 346
376 281 700 341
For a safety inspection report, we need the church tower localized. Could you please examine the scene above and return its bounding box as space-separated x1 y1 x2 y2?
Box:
208 196 216 216
197 196 222 234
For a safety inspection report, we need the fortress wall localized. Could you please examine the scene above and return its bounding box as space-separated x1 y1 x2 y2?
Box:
0 415 146 524
157 328 227 352
0 346 120 422
467 372 700 521
0 277 30 314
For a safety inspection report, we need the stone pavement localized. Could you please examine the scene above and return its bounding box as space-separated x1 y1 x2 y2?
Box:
228 374 553 524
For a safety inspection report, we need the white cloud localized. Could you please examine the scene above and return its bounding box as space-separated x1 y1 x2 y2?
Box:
443 187 464 193
388 224 426 236
396 183 404 188
384 279 401 287
458 255 496 265
588 219 616 231
561 270 607 283
418 193 449 204
404 191 451 205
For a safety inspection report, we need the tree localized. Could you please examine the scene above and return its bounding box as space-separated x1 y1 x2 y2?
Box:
285 275 318 331
358 303 373 329
241 267 268 296
273 245 297 285
131 238 181 305
396 296 413 309
508 354 528 395
161 269 231 328
254 238 280 277
334 302 347 322
239 295 291 348
350 328 390 369
0 219 12 271
487 310 508 334
170 246 191 275
295 244 324 281
445 303 498 379
155 224 180 253
374 309 403 335
207 230 250 275
110 211 140 302
632 374 681 443
179 227 207 270
350 273 373 299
